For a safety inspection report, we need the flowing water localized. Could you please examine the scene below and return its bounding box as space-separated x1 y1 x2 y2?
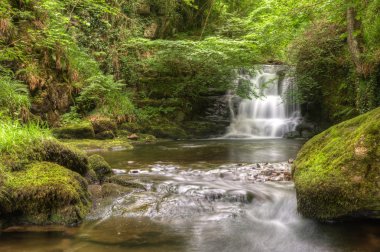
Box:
1 139 379 252
225 65 301 138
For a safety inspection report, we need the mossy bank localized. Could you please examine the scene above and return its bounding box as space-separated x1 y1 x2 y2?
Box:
0 136 110 227
292 107 380 220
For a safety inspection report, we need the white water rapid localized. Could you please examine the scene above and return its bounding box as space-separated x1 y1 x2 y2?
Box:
224 65 301 139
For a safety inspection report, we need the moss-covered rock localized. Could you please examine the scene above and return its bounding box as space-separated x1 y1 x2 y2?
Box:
88 154 112 182
0 162 90 226
62 138 134 152
119 122 144 133
95 130 115 140
292 107 380 220
33 140 89 176
147 123 188 140
183 120 228 138
52 122 95 139
90 117 117 134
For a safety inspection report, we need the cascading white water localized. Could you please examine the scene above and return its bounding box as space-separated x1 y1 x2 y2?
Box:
224 65 301 138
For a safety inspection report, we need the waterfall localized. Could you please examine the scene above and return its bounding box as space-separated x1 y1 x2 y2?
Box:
224 65 301 138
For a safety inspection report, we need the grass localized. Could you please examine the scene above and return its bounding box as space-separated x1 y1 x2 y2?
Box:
0 119 51 154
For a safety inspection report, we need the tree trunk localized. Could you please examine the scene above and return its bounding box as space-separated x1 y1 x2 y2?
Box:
346 7 364 75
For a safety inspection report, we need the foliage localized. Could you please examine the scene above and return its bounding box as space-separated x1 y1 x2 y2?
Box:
77 75 134 119
0 77 30 119
121 37 259 101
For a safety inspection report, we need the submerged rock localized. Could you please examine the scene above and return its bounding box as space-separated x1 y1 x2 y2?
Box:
292 107 380 220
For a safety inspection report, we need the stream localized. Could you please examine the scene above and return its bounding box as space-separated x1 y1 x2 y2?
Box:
0 139 379 252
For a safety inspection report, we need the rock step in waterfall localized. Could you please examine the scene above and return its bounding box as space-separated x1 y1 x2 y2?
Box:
224 65 301 138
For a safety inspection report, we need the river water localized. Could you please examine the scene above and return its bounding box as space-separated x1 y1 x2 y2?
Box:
1 139 379 252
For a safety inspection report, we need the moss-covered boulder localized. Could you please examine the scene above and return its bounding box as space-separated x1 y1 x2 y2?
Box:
292 107 380 220
147 123 188 140
88 154 112 182
95 130 115 140
90 117 117 135
33 140 89 176
119 122 144 133
52 122 95 139
0 162 90 226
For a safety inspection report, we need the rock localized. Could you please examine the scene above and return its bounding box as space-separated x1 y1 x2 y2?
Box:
292 107 380 220
95 130 115 140
0 162 90 226
127 134 139 140
144 22 158 39
295 122 315 138
119 122 143 133
88 154 112 182
101 183 133 198
35 139 89 176
90 117 117 135
288 158 294 164
136 2 150 15
52 122 95 139
85 169 98 184
107 175 146 190
147 123 188 140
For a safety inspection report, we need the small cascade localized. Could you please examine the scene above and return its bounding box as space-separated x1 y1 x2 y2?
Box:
224 65 301 138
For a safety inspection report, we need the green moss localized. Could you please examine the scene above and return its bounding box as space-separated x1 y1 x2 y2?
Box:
119 122 144 133
52 122 95 139
32 140 89 176
85 169 98 184
62 138 134 152
293 107 380 220
0 162 90 225
88 154 112 182
147 123 188 140
95 130 115 139
90 117 117 134
117 130 157 143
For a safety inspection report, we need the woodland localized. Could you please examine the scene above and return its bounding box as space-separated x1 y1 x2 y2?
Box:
0 1 379 249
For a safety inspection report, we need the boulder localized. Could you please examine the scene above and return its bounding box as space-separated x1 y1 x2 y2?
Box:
90 117 117 134
52 122 95 139
127 134 139 140
292 107 380 220
88 154 112 182
95 130 115 140
144 22 158 39
34 139 89 176
0 162 90 226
